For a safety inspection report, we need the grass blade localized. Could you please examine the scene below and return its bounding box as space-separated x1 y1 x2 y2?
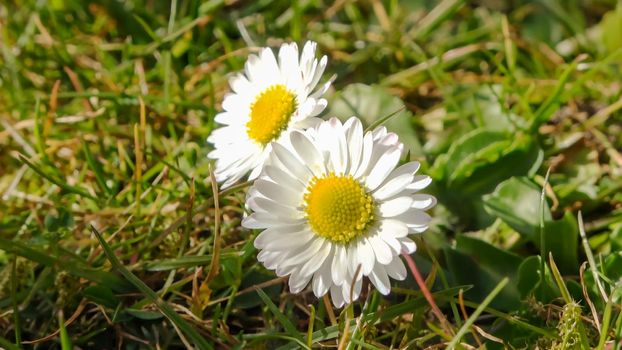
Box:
0 335 21 350
90 226 212 350
58 311 72 350
18 154 97 201
82 140 112 195
0 237 132 293
11 257 21 347
256 288 304 343
447 277 509 349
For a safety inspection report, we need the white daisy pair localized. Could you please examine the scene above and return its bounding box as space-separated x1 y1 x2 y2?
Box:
208 41 435 307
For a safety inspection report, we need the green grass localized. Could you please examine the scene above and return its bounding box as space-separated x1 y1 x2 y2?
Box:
1 0 622 348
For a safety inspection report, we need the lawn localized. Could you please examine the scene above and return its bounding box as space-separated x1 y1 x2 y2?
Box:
1 0 622 349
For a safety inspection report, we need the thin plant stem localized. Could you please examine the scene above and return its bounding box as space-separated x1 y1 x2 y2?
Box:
402 253 454 336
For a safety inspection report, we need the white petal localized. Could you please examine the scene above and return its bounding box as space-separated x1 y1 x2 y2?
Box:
289 268 313 294
341 277 352 304
352 133 374 179
356 238 375 275
312 256 333 297
300 242 332 277
281 237 326 267
258 250 284 270
330 284 345 308
263 165 305 190
229 73 249 94
379 197 414 217
318 118 347 174
253 223 307 248
241 214 269 229
373 173 413 201
279 43 300 84
259 47 280 79
399 238 417 254
347 277 363 303
331 245 348 286
379 219 409 238
247 197 302 219
364 146 401 190
407 175 432 191
242 213 303 229
369 264 391 295
411 194 437 210
378 232 401 254
252 179 302 207
369 234 393 265
393 210 432 228
344 117 364 176
260 230 314 251
347 241 361 277
272 142 313 184
372 126 387 140
290 131 325 176
300 41 316 79
386 257 407 280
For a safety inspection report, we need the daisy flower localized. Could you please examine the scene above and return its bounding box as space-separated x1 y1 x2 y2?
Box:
242 117 436 307
208 41 331 188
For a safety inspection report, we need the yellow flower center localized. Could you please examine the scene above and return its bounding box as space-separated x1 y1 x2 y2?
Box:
246 84 297 145
304 173 375 244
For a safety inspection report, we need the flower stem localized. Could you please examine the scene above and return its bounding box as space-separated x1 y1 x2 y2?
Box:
402 252 454 336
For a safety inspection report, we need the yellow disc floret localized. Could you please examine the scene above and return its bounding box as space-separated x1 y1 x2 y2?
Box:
246 84 297 145
304 173 375 244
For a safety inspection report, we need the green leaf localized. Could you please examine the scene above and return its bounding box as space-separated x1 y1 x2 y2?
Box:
432 130 541 190
516 255 565 303
82 285 120 309
125 308 165 320
483 177 579 273
600 6 622 54
432 130 542 227
483 177 549 239
444 236 521 310
328 83 423 157
544 212 578 274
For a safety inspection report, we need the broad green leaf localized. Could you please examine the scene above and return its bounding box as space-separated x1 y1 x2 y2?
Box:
329 83 423 157
517 256 558 302
432 130 541 190
444 235 521 310
432 129 542 228
483 177 550 239
544 212 578 274
82 285 120 309
483 177 579 273
601 7 622 54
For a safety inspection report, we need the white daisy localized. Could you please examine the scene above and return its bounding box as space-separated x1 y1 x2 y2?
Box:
207 41 331 188
242 117 436 307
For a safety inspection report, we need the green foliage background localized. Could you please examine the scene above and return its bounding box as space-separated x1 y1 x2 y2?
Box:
0 0 621 349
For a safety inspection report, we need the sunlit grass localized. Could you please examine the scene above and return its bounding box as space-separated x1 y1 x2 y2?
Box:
1 1 621 349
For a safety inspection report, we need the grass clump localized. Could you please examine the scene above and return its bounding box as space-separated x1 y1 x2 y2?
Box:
1 0 622 349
